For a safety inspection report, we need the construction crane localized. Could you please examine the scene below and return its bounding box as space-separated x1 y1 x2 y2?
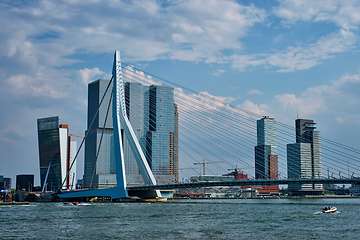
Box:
194 159 223 176
227 165 251 173
69 133 84 138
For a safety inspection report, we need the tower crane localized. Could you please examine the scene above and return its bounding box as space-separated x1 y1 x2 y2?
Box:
227 165 251 173
69 134 84 138
194 159 223 176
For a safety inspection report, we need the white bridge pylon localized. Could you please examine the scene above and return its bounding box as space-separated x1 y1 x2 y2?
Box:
58 51 160 200
112 50 160 198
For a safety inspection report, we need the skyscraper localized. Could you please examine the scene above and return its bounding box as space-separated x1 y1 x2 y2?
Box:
37 116 77 191
123 82 149 184
146 85 177 184
83 79 179 187
287 119 322 194
254 117 279 195
84 79 116 188
255 117 278 180
287 142 313 190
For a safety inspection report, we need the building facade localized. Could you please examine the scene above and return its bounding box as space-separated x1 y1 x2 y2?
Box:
287 119 323 194
83 79 116 188
37 116 77 191
16 174 34 192
146 85 177 184
255 117 278 180
4 177 11 190
83 79 179 187
254 117 279 195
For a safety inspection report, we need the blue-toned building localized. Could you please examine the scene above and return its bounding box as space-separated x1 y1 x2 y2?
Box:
84 80 178 187
84 79 116 188
255 117 278 180
254 116 279 195
123 82 149 184
146 85 177 184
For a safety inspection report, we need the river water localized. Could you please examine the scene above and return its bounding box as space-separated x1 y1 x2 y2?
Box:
1 198 360 239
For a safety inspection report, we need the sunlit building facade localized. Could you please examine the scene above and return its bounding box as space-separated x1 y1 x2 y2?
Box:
254 117 279 195
287 119 323 194
84 79 179 187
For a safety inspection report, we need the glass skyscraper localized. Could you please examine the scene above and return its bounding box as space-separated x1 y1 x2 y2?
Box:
255 117 278 180
84 79 116 188
84 79 179 187
37 116 77 191
254 117 279 195
146 85 177 184
287 119 322 193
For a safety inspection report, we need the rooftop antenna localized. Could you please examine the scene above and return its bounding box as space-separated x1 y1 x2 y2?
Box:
297 110 298 119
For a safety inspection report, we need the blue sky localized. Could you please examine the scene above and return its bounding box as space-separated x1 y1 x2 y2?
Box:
1 0 360 186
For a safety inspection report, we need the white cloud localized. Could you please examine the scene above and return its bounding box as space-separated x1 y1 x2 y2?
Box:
213 69 225 76
78 68 105 85
123 65 162 86
231 29 356 72
239 100 268 116
273 0 360 29
247 89 263 95
250 73 360 125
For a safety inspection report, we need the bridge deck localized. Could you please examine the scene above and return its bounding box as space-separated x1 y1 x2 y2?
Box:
128 178 360 190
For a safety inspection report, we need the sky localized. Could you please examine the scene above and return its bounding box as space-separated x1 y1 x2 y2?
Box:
1 0 360 187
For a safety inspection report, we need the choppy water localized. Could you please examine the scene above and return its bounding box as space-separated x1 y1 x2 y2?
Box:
1 198 360 239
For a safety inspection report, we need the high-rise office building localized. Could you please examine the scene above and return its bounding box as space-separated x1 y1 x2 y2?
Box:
287 143 313 190
123 82 149 184
84 79 116 188
37 116 77 191
84 79 179 187
255 117 278 180
254 117 279 195
146 85 177 184
287 119 322 194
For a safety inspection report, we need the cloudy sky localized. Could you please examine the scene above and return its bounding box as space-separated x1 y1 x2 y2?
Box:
1 0 360 186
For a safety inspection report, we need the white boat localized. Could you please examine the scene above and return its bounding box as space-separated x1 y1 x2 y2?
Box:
322 207 337 213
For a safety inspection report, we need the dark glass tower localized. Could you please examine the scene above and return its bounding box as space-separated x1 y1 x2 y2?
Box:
37 116 62 191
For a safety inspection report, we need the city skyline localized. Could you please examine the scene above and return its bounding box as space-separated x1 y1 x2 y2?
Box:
1 1 360 186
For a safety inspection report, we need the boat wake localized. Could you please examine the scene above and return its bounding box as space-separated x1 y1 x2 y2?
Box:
313 211 340 215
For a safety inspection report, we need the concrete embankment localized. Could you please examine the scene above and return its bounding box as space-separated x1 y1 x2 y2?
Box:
0 202 29 205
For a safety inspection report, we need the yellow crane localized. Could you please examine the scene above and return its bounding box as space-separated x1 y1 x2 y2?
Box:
194 159 223 176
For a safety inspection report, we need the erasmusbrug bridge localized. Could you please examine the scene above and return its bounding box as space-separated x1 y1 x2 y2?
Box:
58 51 360 200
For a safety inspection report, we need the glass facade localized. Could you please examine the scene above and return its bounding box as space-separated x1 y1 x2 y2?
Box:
124 82 148 184
295 119 322 189
37 117 62 191
255 117 278 180
84 80 179 187
84 79 116 188
147 85 176 184
38 117 76 190
287 143 313 190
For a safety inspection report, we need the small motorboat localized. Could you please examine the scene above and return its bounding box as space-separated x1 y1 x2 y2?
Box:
71 202 85 205
322 206 337 213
